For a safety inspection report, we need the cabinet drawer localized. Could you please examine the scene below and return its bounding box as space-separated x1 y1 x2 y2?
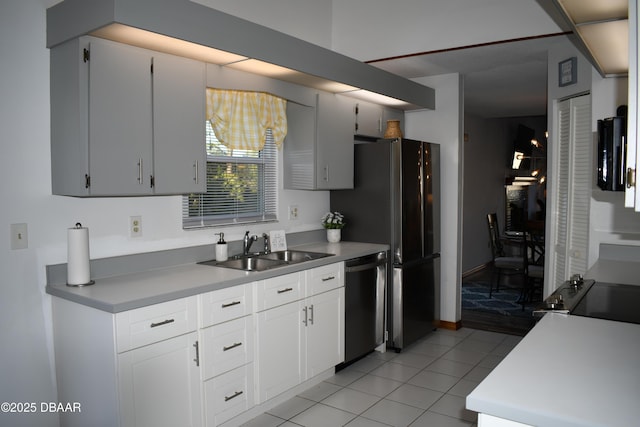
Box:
115 296 197 353
255 272 303 311
204 364 254 427
307 262 344 296
201 316 253 380
199 284 253 328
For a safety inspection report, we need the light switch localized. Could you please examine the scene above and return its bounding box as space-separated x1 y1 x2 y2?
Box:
10 223 28 250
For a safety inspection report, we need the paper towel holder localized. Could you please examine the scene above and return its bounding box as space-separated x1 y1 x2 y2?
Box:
66 222 95 287
67 280 96 287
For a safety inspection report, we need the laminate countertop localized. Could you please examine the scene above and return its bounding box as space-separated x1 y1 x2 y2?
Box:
46 241 388 313
466 313 640 426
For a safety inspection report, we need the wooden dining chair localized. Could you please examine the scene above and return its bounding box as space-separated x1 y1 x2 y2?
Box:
486 213 525 298
522 229 544 308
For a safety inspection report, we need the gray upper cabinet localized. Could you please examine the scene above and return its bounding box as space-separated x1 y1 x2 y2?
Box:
50 36 205 197
284 92 354 190
354 101 404 138
151 54 206 195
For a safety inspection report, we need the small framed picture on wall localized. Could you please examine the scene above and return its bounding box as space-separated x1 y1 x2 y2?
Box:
559 57 577 86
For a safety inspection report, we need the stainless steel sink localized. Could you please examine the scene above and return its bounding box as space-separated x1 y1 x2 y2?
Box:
258 250 333 263
199 255 285 272
198 250 333 272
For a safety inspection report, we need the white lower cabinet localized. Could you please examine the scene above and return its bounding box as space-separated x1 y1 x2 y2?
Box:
52 262 346 427
255 264 345 404
255 299 305 402
118 332 202 427
51 296 202 427
204 364 254 426
200 316 255 426
305 288 345 378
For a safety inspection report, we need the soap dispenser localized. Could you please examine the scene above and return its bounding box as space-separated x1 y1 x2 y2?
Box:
215 232 228 261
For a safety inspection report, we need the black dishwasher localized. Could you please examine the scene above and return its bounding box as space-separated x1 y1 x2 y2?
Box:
343 251 387 364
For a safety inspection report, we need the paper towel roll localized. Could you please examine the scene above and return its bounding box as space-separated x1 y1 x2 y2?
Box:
67 223 91 286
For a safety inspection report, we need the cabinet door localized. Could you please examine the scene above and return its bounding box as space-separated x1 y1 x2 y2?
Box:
355 101 383 137
283 92 353 190
316 92 354 189
118 332 202 427
255 301 304 403
305 288 345 379
355 101 404 138
382 107 404 132
88 38 154 195
152 54 206 194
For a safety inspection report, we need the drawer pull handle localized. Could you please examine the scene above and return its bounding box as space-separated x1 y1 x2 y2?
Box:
277 287 293 294
150 318 175 328
321 276 336 282
224 391 243 402
223 342 243 352
221 301 241 308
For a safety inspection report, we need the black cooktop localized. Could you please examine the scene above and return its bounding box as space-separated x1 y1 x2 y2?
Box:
572 282 640 324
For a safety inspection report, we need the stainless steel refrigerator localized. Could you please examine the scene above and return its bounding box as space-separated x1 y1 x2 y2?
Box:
330 137 440 351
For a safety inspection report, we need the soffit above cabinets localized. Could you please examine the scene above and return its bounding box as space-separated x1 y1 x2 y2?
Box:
46 0 434 111
537 0 629 76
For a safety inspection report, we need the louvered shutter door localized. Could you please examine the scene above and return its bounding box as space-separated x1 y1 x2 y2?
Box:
553 100 570 289
552 95 591 289
567 97 591 276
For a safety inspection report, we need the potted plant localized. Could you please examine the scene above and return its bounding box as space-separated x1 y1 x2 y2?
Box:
321 211 345 243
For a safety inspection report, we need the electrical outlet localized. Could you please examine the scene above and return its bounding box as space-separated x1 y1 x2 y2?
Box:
130 216 142 237
10 223 28 250
288 205 299 220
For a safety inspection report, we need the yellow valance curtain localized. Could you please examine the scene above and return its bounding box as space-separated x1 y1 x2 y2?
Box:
206 88 287 151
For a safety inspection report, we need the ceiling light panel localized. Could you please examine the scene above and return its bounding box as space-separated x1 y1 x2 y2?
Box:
558 0 627 24
578 20 629 74
226 59 358 93
90 23 247 65
340 89 412 108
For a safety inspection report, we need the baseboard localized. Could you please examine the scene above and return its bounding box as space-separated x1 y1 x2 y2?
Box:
462 263 491 278
437 319 462 330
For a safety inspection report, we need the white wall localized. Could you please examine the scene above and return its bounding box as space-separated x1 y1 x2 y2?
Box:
462 114 510 272
405 73 464 325
0 2 332 426
589 73 640 264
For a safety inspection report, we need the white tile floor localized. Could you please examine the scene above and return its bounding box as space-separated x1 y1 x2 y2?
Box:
241 328 523 427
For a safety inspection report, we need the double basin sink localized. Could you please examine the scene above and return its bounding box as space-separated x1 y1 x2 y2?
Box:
199 250 333 272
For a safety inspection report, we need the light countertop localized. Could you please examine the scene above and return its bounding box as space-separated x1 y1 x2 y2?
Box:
586 259 640 285
46 241 388 313
585 244 640 286
466 313 640 426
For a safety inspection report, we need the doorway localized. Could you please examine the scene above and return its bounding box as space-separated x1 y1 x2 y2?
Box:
460 116 548 335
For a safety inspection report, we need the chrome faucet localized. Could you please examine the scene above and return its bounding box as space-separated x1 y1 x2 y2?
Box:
262 232 270 254
243 231 258 255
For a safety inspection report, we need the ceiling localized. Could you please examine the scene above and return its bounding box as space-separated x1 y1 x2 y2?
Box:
361 0 628 120
368 34 572 119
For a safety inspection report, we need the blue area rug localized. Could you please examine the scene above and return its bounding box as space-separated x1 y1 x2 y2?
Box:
462 281 533 318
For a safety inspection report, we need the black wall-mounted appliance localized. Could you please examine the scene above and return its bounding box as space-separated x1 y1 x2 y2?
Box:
597 115 626 191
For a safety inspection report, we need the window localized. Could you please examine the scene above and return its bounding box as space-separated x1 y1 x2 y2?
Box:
182 121 277 228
